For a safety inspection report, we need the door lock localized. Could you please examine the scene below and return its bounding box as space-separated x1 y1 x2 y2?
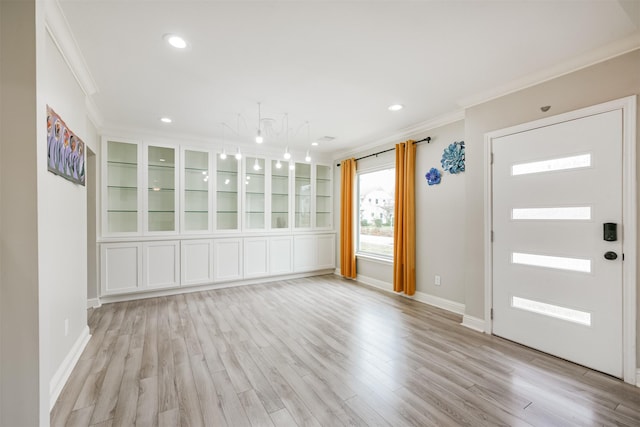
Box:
604 251 618 260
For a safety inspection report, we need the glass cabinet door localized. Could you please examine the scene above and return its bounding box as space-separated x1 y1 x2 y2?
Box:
106 140 139 234
147 145 177 232
295 162 311 228
183 149 210 232
216 156 239 230
315 164 332 228
271 160 289 229
245 157 265 229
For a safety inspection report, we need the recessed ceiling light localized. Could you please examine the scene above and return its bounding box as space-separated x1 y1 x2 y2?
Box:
311 141 319 146
160 117 172 123
164 34 188 49
388 104 404 111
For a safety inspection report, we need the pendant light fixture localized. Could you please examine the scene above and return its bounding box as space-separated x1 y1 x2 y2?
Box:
283 113 291 160
235 147 242 160
275 159 282 169
305 121 312 162
255 102 263 144
220 123 227 159
253 157 261 171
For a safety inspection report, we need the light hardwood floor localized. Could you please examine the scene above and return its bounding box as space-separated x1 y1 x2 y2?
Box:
51 275 640 426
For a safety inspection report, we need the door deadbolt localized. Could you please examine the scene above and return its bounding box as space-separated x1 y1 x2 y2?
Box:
604 251 618 260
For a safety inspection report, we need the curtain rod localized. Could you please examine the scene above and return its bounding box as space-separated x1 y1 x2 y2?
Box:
336 137 431 167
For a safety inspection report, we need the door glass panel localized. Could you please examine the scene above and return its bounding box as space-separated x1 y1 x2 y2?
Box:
295 163 311 228
184 150 209 231
512 153 591 176
271 160 289 228
512 252 591 273
245 157 265 229
216 156 239 230
148 146 175 232
512 296 591 326
106 141 138 233
512 207 591 220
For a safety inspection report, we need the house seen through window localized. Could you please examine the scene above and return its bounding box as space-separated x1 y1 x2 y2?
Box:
357 168 395 258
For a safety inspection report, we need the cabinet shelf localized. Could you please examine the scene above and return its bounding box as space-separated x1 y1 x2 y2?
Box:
272 192 288 196
147 188 175 192
217 190 238 194
246 191 265 195
316 195 331 198
108 210 137 213
316 178 331 182
185 210 208 213
217 210 239 213
149 163 175 169
246 211 265 214
108 185 137 190
108 160 137 166
149 210 175 213
217 170 238 174
185 189 208 193
185 167 208 172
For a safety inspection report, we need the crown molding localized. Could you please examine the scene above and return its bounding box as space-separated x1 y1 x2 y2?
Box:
85 96 103 130
44 0 98 97
457 32 640 109
332 109 464 161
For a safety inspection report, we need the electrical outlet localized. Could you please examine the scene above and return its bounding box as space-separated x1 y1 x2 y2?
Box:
64 319 69 337
435 275 441 286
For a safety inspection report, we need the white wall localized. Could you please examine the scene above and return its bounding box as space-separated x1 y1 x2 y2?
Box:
0 0 44 424
334 120 466 307
39 29 93 402
415 120 466 302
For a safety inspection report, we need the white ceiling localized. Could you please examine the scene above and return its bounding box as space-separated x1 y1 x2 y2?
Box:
58 0 639 156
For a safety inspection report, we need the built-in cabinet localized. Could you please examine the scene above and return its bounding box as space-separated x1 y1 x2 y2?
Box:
101 234 332 296
100 137 335 297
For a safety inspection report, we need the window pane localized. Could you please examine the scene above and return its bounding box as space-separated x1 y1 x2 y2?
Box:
358 168 395 257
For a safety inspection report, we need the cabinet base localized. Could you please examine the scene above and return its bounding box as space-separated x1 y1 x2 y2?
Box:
98 269 335 304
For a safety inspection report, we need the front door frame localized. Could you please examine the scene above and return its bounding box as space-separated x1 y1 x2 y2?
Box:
483 95 637 384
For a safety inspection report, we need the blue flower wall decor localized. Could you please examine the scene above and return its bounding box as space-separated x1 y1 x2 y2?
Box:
425 168 441 185
441 141 465 174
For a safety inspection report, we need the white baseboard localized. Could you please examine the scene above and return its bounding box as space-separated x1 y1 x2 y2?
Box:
355 274 466 315
50 325 91 410
87 298 101 309
462 315 486 333
355 274 392 291
413 291 465 315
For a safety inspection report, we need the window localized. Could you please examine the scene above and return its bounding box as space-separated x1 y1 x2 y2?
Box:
357 167 395 258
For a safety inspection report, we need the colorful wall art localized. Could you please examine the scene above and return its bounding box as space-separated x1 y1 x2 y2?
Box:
441 141 465 174
425 168 441 185
47 105 85 186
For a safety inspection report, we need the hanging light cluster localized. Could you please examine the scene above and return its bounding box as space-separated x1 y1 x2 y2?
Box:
217 102 315 165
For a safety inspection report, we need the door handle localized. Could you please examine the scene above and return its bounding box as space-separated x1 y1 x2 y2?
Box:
604 251 618 260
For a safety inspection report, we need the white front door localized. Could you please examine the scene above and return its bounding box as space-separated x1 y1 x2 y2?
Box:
491 108 625 377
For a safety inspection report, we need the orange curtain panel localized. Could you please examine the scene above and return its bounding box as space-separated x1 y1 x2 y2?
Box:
393 140 416 295
340 158 357 278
